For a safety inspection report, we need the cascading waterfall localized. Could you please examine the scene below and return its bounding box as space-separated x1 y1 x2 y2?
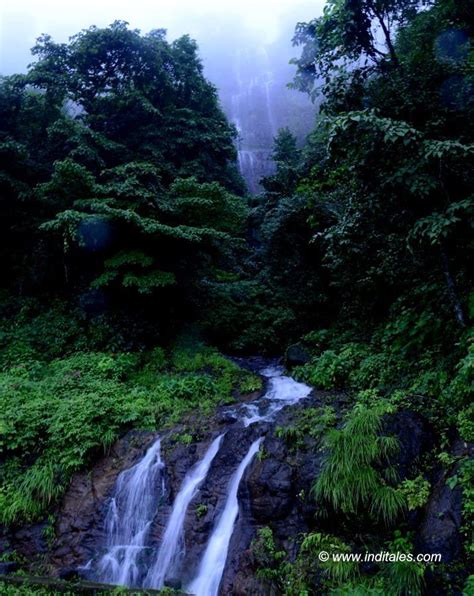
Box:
89 364 311 592
228 48 277 194
144 434 225 589
262 47 277 138
96 438 165 587
238 365 312 426
186 437 264 596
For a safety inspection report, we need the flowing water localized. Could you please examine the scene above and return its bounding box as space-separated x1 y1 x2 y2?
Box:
234 364 312 426
228 48 277 194
144 434 225 589
186 437 264 596
91 364 311 593
96 438 165 587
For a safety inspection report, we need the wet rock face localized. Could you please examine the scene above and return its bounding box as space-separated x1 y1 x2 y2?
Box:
416 440 473 564
417 478 463 562
1 430 162 576
384 410 434 480
285 343 311 368
3 383 465 594
248 436 294 522
27 390 320 589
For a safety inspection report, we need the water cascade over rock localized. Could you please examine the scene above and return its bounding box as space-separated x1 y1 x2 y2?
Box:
87 364 312 593
96 439 165 587
144 433 225 589
186 437 264 596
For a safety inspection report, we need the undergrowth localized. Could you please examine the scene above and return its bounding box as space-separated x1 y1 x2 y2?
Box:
0 302 257 526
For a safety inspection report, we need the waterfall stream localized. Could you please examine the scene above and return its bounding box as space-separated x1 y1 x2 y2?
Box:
91 364 311 593
144 434 225 589
96 438 165 587
186 437 264 596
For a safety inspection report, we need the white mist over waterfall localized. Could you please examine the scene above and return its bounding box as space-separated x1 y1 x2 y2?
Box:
97 438 164 587
203 24 316 195
187 437 264 596
144 434 224 589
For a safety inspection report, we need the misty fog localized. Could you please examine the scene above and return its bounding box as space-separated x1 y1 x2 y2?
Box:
0 0 322 192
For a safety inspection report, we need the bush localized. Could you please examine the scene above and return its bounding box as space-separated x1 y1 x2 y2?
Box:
275 406 336 451
398 476 431 511
294 343 371 389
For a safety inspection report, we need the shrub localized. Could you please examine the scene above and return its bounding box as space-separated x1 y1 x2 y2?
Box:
458 406 474 443
275 406 336 450
398 476 431 511
295 343 370 389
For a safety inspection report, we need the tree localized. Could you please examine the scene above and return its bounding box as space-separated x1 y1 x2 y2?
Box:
262 128 302 197
290 0 423 106
0 22 247 333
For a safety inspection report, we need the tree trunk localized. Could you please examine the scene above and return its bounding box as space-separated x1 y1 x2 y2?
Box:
440 248 466 327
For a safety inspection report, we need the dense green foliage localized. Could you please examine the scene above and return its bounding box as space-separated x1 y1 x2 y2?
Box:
246 0 473 592
0 0 473 594
252 527 426 595
0 22 246 338
0 299 257 525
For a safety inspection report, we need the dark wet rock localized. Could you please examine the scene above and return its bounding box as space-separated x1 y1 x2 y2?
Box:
417 479 462 562
416 439 473 563
285 343 311 367
224 547 268 595
218 410 240 424
164 577 182 590
248 436 294 522
12 523 48 561
58 567 82 581
383 410 434 479
46 430 160 573
231 356 281 374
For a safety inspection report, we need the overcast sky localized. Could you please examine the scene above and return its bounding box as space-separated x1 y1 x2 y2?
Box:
0 0 323 76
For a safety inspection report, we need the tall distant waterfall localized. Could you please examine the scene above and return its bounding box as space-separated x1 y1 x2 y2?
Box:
228 47 277 194
91 365 311 592
209 45 315 195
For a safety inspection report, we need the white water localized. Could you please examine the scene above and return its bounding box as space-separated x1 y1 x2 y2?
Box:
96 438 165 587
91 364 311 591
237 365 312 426
187 437 264 596
144 434 225 589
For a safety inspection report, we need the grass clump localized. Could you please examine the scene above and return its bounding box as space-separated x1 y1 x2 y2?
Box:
314 401 406 524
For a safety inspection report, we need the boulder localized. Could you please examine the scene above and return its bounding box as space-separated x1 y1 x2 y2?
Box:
416 477 463 562
285 343 311 367
416 439 473 563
